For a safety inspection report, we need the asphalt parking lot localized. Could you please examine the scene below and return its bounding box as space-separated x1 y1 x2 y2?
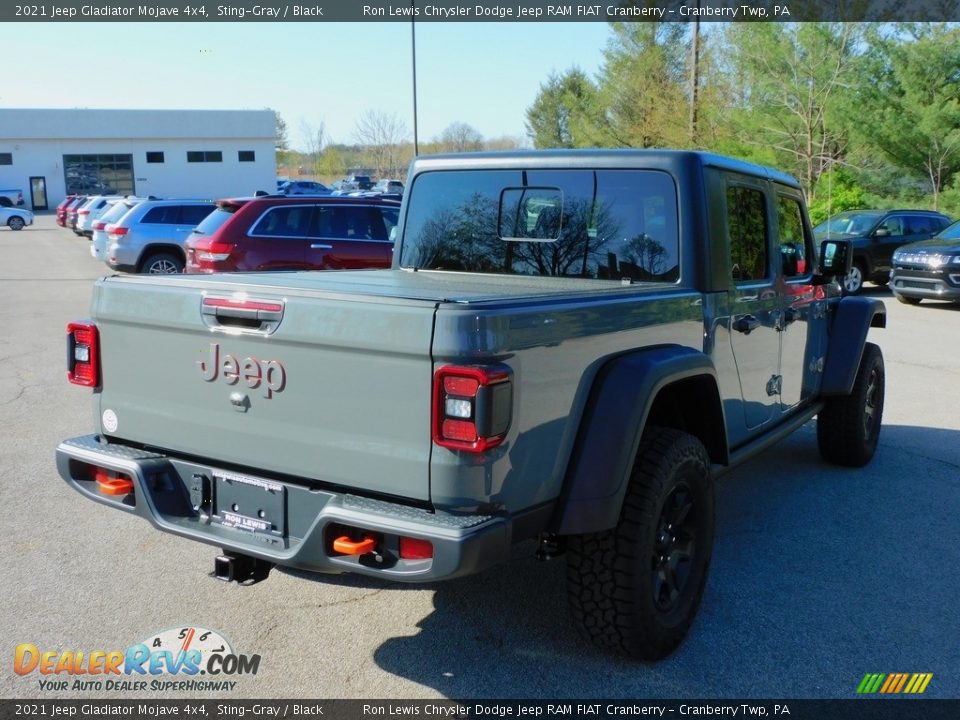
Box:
2 214 958 700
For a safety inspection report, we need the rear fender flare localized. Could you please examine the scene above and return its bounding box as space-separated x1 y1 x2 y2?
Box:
552 346 726 536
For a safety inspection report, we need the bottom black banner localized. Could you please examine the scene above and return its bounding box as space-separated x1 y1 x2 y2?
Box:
4 700 959 720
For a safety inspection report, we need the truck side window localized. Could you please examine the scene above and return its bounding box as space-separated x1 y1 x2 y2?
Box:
726 186 768 282
776 195 809 278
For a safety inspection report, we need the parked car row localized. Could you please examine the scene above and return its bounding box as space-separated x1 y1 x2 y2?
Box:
48 193 960 306
275 176 404 197
57 191 402 275
813 208 953 294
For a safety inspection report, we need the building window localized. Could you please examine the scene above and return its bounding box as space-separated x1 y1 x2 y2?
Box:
238 150 255 162
0 153 12 165
63 154 134 196
187 151 223 163
146 151 165 164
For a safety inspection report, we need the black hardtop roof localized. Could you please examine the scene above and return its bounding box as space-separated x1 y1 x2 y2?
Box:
410 148 802 190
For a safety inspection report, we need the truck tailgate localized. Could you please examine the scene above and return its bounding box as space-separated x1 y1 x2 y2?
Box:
90 275 437 502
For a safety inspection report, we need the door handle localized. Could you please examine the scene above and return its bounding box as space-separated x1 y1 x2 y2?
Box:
310 244 332 250
733 315 761 334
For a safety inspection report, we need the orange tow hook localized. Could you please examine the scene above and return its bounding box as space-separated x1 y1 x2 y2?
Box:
95 468 134 496
332 535 377 556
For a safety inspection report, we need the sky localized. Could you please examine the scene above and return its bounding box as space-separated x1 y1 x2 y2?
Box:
5 22 611 150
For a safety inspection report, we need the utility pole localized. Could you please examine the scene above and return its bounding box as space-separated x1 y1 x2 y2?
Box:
411 0 420 156
689 16 700 145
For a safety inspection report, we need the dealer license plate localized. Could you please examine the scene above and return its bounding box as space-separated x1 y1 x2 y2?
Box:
212 469 286 536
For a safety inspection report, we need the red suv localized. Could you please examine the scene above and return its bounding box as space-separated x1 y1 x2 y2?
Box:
185 195 401 273
56 195 80 227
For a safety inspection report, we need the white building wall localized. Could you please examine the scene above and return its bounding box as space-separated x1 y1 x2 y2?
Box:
0 109 276 208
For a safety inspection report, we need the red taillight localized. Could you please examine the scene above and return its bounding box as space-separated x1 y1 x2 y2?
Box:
108 226 129 238
399 537 434 560
78 209 91 216
194 239 236 263
432 365 512 452
92 221 106 231
67 322 100 387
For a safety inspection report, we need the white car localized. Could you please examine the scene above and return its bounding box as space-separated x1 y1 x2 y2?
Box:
1 206 33 231
76 195 124 236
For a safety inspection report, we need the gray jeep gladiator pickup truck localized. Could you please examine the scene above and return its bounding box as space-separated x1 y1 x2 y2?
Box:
57 150 885 660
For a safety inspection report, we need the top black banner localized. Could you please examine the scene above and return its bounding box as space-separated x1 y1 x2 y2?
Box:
5 0 960 23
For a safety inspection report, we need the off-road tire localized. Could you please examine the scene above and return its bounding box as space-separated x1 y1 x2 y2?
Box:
566 427 714 661
817 342 885 467
7 216 25 231
895 294 921 305
140 252 183 274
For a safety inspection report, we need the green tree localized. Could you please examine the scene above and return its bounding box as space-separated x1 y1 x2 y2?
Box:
851 23 960 209
807 168 868 225
596 23 690 148
525 68 601 148
317 147 347 181
722 23 863 200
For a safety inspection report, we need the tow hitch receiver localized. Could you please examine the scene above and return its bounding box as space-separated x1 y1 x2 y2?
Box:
213 552 273 585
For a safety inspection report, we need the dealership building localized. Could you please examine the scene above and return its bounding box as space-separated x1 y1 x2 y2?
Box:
0 108 277 209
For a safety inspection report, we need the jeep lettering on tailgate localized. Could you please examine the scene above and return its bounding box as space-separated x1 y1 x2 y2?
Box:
197 343 286 398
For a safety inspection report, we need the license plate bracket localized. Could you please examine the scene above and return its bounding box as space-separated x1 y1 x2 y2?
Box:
212 469 286 537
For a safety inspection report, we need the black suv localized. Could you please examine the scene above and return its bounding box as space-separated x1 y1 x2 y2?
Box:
890 219 960 305
814 209 952 294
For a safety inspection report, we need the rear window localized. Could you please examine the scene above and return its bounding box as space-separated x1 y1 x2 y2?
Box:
179 204 215 225
100 202 135 224
399 169 679 282
191 208 237 237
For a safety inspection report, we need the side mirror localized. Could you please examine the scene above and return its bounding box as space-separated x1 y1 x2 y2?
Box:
874 228 890 238
815 239 853 283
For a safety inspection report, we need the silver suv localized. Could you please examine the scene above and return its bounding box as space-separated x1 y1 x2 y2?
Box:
91 197 146 261
75 195 123 237
103 199 216 273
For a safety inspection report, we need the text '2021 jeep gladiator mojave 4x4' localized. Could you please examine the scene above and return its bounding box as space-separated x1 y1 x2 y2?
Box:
57 150 885 660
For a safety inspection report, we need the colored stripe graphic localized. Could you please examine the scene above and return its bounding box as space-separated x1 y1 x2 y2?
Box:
856 673 932 694
893 674 909 693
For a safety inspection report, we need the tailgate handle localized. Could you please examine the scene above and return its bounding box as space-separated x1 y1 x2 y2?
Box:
202 296 284 334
